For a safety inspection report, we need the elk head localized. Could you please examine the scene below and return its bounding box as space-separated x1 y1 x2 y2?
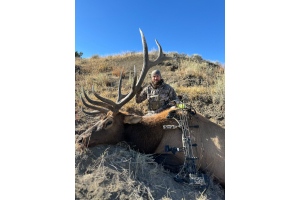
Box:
76 29 176 147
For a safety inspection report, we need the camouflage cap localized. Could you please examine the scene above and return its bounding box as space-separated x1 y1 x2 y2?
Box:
151 70 162 78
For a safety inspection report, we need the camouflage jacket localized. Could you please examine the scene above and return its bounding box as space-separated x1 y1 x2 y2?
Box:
136 80 180 114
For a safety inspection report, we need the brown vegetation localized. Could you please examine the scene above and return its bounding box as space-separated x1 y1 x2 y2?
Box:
75 144 224 200
112 66 126 78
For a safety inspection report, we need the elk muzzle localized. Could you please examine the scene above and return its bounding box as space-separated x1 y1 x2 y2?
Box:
76 135 91 146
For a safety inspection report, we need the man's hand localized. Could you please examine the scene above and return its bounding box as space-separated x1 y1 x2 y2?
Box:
168 100 176 106
136 87 143 95
137 83 147 95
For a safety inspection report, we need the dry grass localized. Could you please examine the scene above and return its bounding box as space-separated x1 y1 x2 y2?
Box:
75 144 224 200
211 73 225 104
179 59 215 79
112 66 126 78
174 85 209 100
175 59 225 104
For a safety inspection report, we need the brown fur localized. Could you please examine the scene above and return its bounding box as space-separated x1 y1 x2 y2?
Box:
76 108 225 186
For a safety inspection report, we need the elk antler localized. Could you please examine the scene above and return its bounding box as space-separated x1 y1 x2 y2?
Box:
117 69 130 102
81 29 176 115
135 29 176 91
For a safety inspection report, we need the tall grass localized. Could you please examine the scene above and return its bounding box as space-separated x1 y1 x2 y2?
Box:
173 58 225 103
174 85 208 100
212 73 225 104
112 66 126 78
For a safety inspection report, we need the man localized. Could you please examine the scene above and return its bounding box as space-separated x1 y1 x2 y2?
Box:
136 70 180 116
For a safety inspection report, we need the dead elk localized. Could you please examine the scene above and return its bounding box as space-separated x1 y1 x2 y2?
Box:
76 29 225 187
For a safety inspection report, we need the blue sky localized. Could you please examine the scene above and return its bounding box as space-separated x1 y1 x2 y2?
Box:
76 0 225 64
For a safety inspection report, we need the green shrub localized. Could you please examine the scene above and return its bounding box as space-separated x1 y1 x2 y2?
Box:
91 54 100 59
75 51 83 58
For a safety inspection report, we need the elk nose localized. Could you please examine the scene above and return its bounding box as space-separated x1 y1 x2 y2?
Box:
77 136 83 143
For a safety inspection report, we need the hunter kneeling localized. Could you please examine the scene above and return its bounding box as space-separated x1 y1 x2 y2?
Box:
136 70 180 117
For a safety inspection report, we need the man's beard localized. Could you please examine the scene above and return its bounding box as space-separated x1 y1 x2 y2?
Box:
151 79 163 88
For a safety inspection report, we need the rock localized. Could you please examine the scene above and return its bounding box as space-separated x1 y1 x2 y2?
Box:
204 113 211 119
216 115 224 120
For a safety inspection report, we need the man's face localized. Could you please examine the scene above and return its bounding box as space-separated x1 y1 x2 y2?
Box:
152 74 161 84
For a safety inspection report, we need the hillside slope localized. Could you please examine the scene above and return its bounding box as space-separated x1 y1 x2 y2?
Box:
75 52 225 134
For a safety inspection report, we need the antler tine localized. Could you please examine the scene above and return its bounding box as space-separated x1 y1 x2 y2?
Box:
131 65 138 91
135 29 176 91
82 87 114 110
117 70 123 102
92 85 116 106
115 65 137 110
135 29 149 91
116 70 130 102
149 39 177 67
80 94 110 113
81 107 102 115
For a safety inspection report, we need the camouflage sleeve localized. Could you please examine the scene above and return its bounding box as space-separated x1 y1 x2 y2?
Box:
169 86 180 104
135 87 148 103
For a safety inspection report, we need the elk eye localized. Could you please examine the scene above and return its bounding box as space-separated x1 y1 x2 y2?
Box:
106 121 112 126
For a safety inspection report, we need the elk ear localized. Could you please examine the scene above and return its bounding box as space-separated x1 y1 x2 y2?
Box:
124 115 142 124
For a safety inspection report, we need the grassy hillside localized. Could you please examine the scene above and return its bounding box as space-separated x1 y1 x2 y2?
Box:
75 51 225 134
